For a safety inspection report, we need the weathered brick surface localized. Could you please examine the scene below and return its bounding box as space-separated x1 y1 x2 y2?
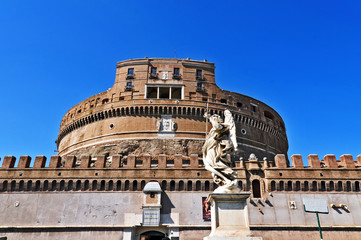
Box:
190 154 199 168
275 154 287 168
340 154 355 168
56 59 288 163
80 155 91 168
49 155 61 168
324 154 338 168
142 154 151 168
2 156 16 168
291 154 303 168
18 156 31 168
64 155 76 168
111 155 121 169
174 154 182 168
34 156 46 168
158 154 167 168
126 155 136 168
307 154 321 168
95 155 105 168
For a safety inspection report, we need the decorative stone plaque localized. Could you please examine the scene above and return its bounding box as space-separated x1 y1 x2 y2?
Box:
157 115 177 137
142 209 160 226
162 71 168 80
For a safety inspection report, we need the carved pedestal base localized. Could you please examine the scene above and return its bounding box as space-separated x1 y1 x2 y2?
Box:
203 193 262 240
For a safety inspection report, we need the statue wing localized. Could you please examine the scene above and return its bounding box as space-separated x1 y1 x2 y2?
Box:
224 110 238 150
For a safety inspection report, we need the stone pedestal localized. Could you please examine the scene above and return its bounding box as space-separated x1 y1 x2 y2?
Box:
204 193 262 240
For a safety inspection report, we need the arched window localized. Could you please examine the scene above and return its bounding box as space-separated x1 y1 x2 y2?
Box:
161 180 167 191
102 98 109 105
187 181 192 191
100 180 105 191
337 181 343 191
116 180 121 191
19 180 24 191
346 181 351 192
76 180 81 191
270 181 276 191
196 181 201 191
295 181 301 191
60 180 65 191
51 180 57 191
178 181 184 191
1 181 8 191
279 181 284 191
11 180 16 191
320 181 326 191
107 180 113 191
205 181 210 191
329 181 334 191
67 180 73 191
35 180 41 191
252 180 261 198
92 180 98 191
264 111 274 120
170 181 175 191
355 181 360 192
124 180 130 191
303 181 309 191
43 180 49 191
141 180 146 190
287 181 292 191
132 180 138 191
27 180 32 191
312 181 317 191
84 180 89 191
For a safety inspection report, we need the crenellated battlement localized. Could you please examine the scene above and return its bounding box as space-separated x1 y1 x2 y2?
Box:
1 153 360 171
0 153 360 194
0 154 205 169
272 154 361 169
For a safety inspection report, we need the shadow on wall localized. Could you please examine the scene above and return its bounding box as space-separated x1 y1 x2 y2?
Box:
160 192 175 215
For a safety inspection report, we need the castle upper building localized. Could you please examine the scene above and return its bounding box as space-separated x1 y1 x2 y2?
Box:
57 58 288 162
0 58 360 240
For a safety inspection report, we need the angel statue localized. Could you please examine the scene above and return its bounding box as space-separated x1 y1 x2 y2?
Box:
202 110 240 193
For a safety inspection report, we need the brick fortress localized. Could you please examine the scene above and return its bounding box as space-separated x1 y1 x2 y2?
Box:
0 58 360 240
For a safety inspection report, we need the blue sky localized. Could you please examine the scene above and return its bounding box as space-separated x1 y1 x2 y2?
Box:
0 0 360 165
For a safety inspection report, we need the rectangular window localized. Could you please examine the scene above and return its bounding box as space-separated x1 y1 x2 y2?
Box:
151 67 157 75
197 82 203 89
128 68 134 76
221 99 227 104
146 85 183 100
159 87 170 99
173 68 181 79
171 87 182 99
147 87 157 98
125 81 133 91
196 69 202 78
251 104 257 112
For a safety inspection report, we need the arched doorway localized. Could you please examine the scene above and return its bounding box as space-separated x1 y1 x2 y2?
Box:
252 179 261 198
140 231 168 240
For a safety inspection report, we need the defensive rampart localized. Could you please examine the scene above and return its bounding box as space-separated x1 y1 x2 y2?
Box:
1 154 360 194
